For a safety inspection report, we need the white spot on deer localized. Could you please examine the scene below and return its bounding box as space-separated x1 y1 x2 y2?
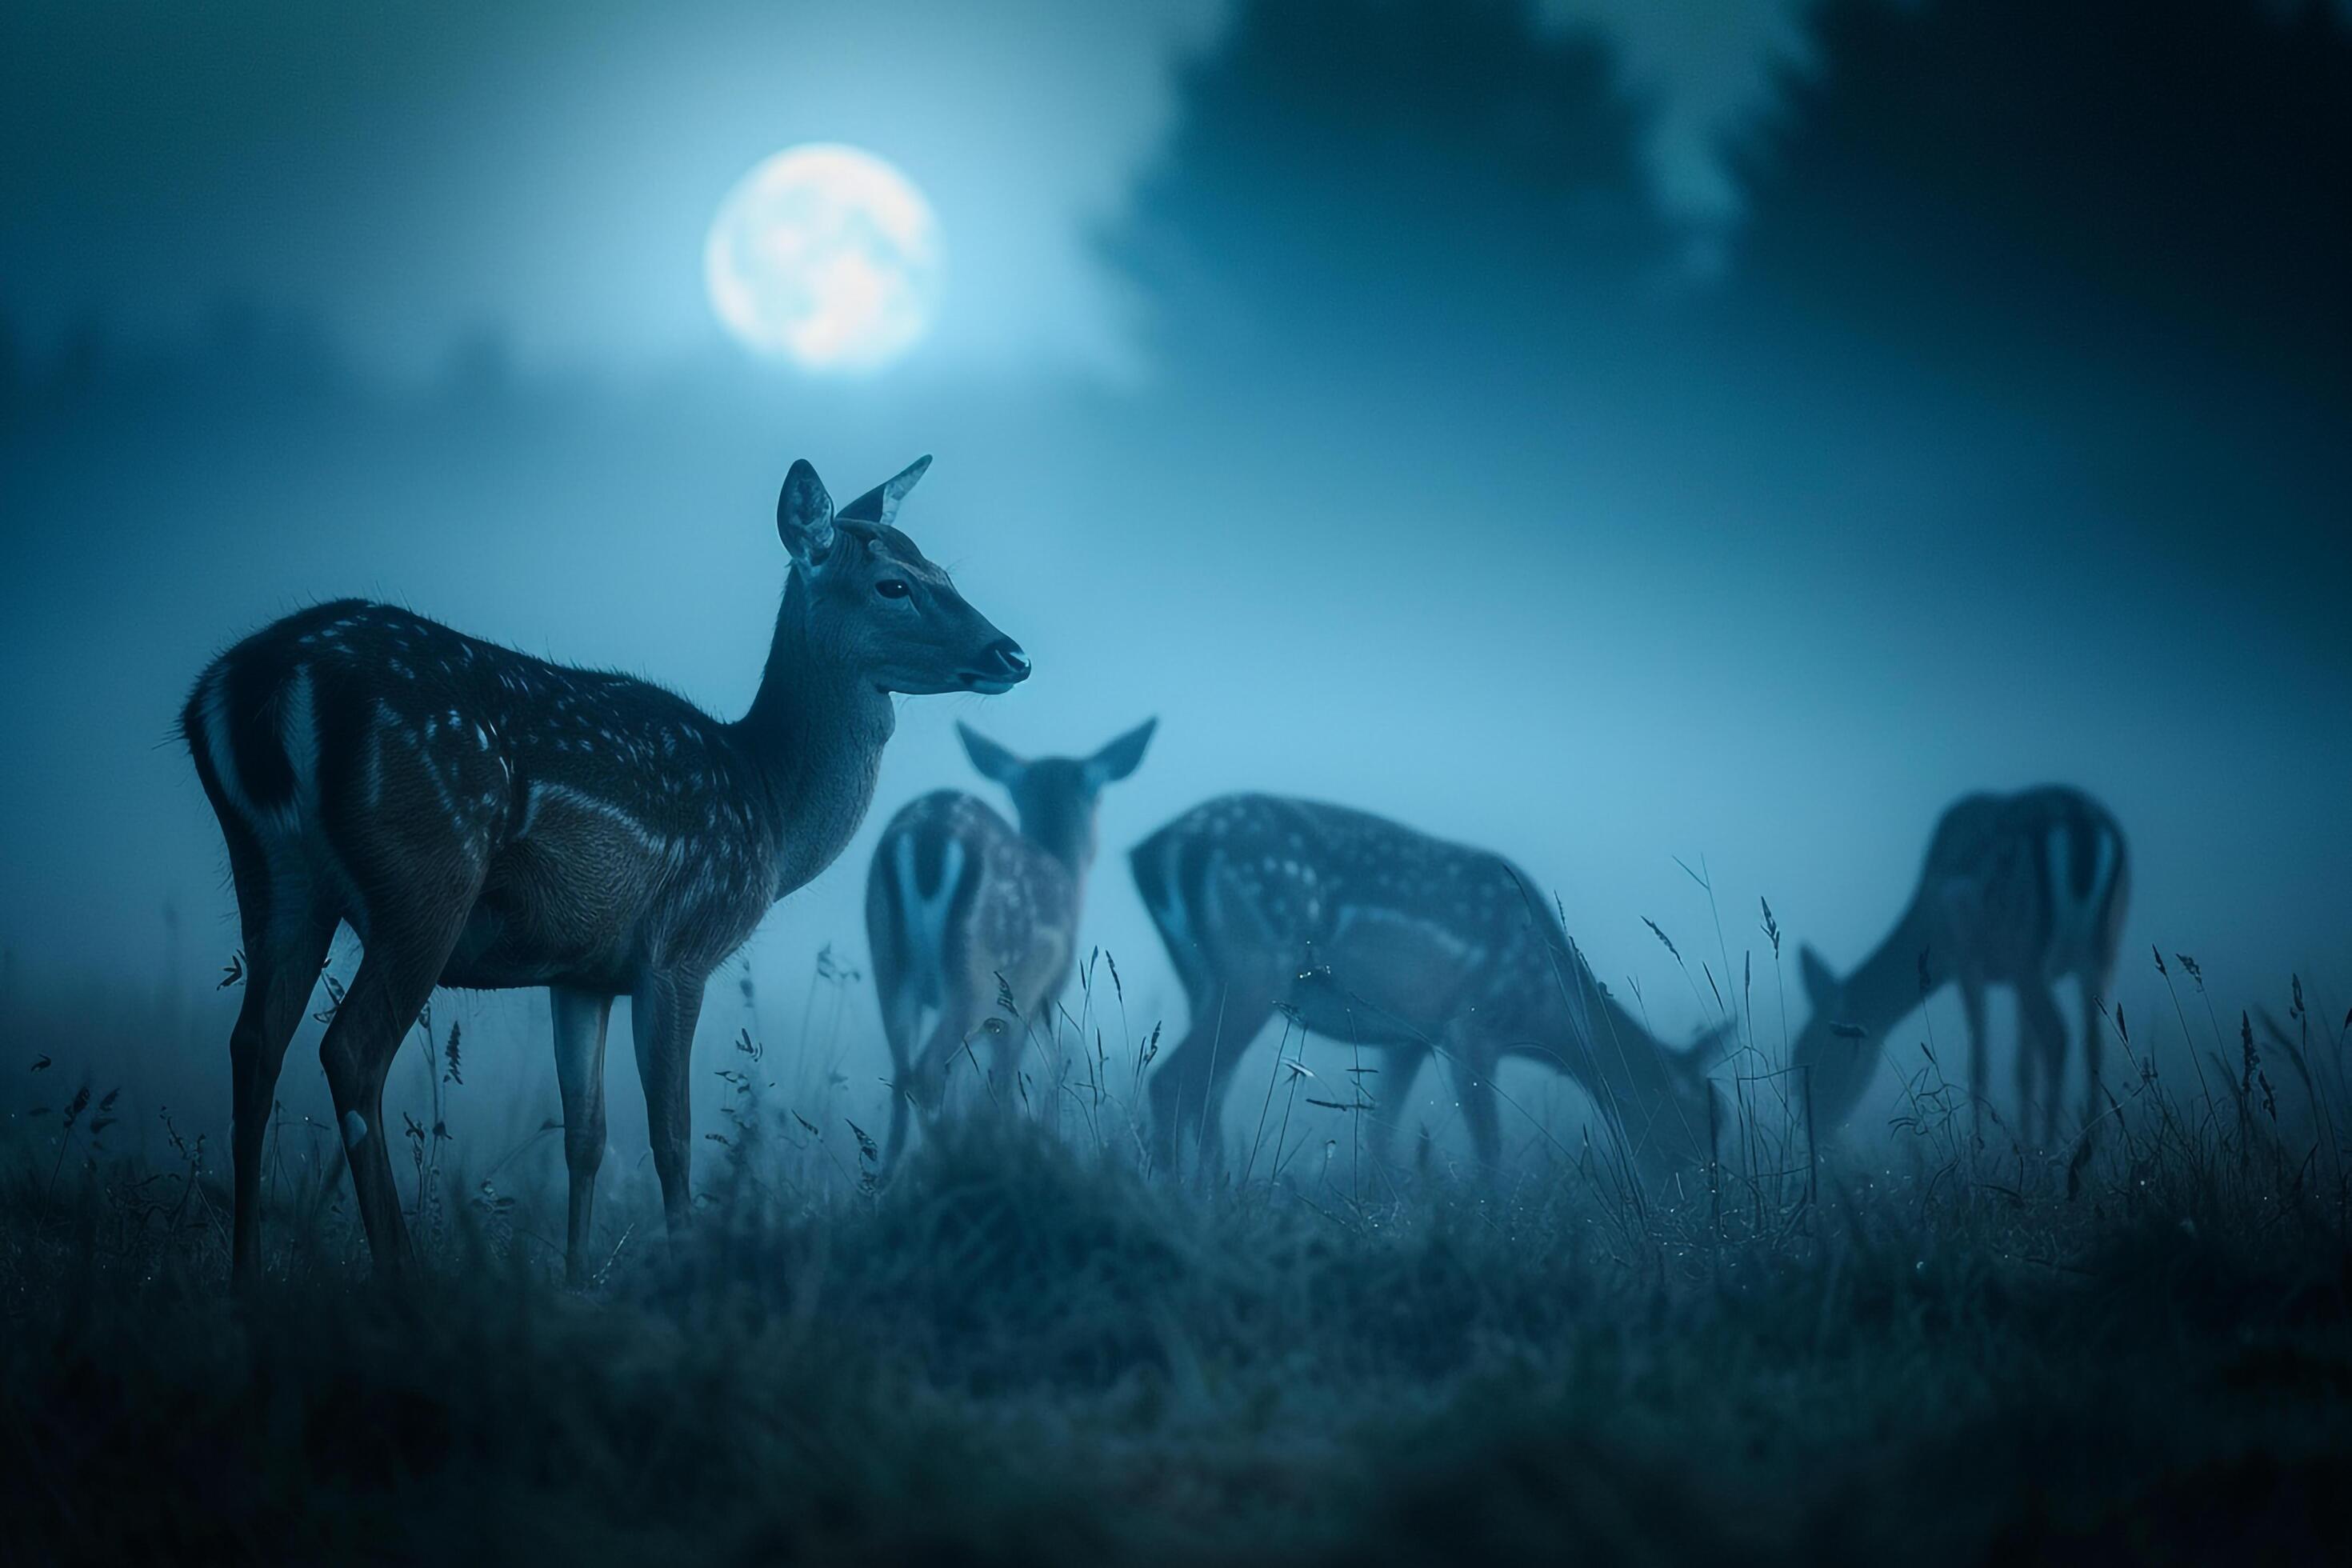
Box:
2044 821 2119 978
418 750 466 827
1332 904 1487 967
280 666 322 818
522 781 669 854
342 1110 369 1149
894 832 966 990
194 666 256 825
1147 841 1204 950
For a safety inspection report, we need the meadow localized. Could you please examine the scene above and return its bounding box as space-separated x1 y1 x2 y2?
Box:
3 948 2348 1565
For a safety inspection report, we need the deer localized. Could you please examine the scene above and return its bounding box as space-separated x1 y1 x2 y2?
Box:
865 718 1156 1167
1789 785 2130 1150
181 454 1029 1285
1130 794 1722 1185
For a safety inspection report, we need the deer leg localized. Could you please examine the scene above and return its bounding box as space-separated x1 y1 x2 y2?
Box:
878 998 934 1174
878 1001 919 1173
632 970 707 1235
1441 1028 1505 1183
882 1078 916 1175
1038 976 1077 1106
2017 980 2066 1153
988 1018 1026 1118
1147 982 1275 1180
2044 989 2071 1150
1362 1043 1423 1171
226 847 336 1286
919 972 994 1121
2011 990 2036 1148
873 928 926 1170
550 986 614 1286
318 918 466 1278
1957 976 1990 1138
2078 970 2110 1137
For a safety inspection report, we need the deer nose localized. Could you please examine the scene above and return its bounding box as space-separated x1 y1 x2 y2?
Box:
956 638 1030 696
980 638 1030 683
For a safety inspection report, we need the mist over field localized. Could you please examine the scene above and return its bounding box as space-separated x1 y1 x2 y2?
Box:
2 2 2349 1561
5 0 2345 1172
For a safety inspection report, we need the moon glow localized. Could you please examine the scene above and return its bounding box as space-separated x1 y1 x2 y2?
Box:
704 144 943 373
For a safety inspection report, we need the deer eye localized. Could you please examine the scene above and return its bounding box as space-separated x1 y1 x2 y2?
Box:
874 578 911 601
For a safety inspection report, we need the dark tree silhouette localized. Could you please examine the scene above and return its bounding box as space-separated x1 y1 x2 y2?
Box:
1729 0 2352 406
1105 0 1680 378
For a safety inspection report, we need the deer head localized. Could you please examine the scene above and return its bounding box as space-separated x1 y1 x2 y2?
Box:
1608 1017 1732 1180
1789 942 1880 1130
776 456 1030 697
955 718 1158 874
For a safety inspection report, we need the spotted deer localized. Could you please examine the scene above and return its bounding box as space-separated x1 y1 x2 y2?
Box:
182 455 1028 1284
866 718 1156 1166
1131 794 1721 1182
1790 786 2130 1148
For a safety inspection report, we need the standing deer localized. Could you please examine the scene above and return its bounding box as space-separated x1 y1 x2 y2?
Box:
1131 794 1720 1182
1790 786 2129 1148
866 718 1156 1166
182 454 1028 1284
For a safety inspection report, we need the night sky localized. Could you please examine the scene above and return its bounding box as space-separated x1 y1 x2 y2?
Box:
3 0 2346 1158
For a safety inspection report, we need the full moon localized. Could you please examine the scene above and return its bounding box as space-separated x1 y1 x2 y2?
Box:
704 144 943 373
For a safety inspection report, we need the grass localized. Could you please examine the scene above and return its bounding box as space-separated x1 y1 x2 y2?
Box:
2 950 2350 1564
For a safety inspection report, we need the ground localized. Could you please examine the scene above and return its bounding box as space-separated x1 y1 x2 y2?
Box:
6 1020 2349 1568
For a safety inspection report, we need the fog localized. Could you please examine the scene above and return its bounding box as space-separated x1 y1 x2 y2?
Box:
2 0 2347 1176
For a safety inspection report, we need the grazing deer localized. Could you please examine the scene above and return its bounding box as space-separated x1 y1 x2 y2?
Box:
1131 795 1720 1182
1790 786 2129 1148
866 719 1156 1166
182 455 1027 1284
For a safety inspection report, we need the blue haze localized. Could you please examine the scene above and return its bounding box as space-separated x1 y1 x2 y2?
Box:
2 0 2346 1168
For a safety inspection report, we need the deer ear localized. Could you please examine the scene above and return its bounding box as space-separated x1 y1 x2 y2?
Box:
836 454 933 526
1083 718 1157 790
1798 944 1836 1010
778 459 837 566
958 722 1025 786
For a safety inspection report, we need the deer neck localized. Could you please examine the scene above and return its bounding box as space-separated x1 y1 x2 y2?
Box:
1500 902 1670 1105
1841 906 1935 1038
1016 808 1096 886
730 571 896 899
1546 951 1674 1104
1790 906 1932 1130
